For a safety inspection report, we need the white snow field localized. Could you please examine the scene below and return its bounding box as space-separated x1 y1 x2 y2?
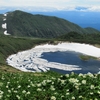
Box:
2 13 10 35
4 30 10 35
6 42 100 73
2 23 7 29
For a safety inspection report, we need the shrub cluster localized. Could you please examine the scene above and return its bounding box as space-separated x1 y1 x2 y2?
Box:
0 71 100 100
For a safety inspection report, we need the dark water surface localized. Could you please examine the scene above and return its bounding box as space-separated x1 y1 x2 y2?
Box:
41 51 100 74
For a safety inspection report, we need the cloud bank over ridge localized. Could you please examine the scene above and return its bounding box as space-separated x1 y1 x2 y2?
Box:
0 0 100 12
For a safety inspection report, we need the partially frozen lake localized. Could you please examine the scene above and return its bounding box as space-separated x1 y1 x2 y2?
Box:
7 42 100 74
41 51 100 74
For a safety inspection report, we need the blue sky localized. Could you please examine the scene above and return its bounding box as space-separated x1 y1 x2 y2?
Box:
0 0 100 12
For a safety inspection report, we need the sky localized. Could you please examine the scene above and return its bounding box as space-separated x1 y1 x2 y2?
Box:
0 0 100 12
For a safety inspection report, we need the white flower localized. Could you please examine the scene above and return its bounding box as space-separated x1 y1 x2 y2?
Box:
51 96 56 100
72 96 75 99
69 78 79 83
27 85 30 88
79 95 83 98
22 90 26 94
6 85 9 88
27 91 30 95
50 85 55 91
18 85 21 88
0 95 2 99
1 77 5 80
83 75 86 78
7 95 10 97
7 82 10 84
75 85 79 90
97 91 100 94
8 90 11 93
65 74 69 77
0 90 3 99
37 83 41 87
28 80 31 82
0 90 4 95
87 72 94 77
61 95 64 98
14 90 18 93
90 85 95 89
74 82 81 86
54 92 58 95
37 88 42 91
60 80 65 85
0 82 3 87
11 88 14 90
31 83 35 87
52 82 54 85
78 73 83 77
47 80 52 83
51 77 56 80
90 92 93 95
16 95 20 99
42 80 46 86
57 78 61 82
71 72 74 75
66 93 69 95
81 80 86 84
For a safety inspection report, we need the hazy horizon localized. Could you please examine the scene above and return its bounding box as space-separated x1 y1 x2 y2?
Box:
0 0 100 30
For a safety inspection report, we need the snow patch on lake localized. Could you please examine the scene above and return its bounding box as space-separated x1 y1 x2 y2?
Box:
6 42 100 73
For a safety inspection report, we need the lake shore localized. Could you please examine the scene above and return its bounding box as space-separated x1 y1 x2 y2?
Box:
6 42 100 73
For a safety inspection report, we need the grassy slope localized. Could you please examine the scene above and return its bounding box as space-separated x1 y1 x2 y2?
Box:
57 32 100 44
0 35 53 72
85 27 100 33
0 14 3 33
4 10 99 38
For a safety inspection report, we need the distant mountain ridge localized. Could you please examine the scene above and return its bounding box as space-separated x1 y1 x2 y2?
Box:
0 10 100 38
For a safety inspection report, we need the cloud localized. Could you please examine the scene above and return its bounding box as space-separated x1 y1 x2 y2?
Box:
75 7 88 11
74 6 100 12
0 0 70 6
88 6 100 12
0 0 100 12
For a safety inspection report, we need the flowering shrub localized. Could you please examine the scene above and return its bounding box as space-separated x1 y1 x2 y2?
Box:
0 72 100 100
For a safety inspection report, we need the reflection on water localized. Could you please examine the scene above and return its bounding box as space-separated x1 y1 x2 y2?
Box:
41 51 100 74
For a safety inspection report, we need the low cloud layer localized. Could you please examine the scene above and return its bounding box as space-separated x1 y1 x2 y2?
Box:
0 6 100 12
0 0 100 12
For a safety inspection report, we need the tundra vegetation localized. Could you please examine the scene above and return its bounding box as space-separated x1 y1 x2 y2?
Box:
0 71 100 100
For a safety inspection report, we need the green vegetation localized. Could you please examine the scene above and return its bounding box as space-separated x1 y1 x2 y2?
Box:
79 55 97 61
0 10 99 38
57 32 100 44
0 35 53 65
0 64 20 73
0 71 100 100
0 14 3 33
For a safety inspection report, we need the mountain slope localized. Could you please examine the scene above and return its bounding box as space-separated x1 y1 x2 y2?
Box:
0 14 3 33
85 27 100 34
57 31 100 44
0 10 100 38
